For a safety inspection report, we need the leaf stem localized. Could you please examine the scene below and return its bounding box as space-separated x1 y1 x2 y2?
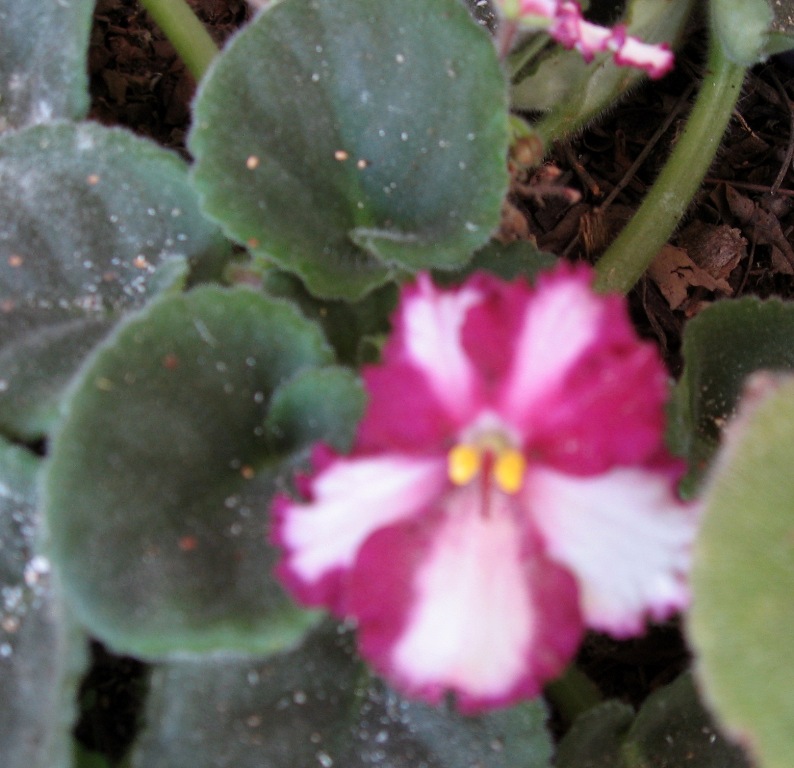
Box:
593 34 747 294
137 0 220 82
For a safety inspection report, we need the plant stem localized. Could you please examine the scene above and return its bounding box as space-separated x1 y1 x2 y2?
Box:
507 33 552 82
593 35 747 294
545 664 603 725
138 0 220 82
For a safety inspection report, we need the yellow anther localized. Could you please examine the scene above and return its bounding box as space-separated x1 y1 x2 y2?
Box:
448 443 481 486
493 449 526 494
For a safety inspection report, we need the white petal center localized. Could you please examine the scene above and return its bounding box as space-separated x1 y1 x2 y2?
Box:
283 454 446 584
391 488 534 698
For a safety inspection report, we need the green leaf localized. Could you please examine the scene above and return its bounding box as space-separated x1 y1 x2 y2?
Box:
688 373 794 768
72 742 113 768
435 239 558 285
767 0 794 55
623 673 750 767
266 367 365 454
555 701 634 768
556 674 750 768
0 122 233 440
44 286 364 659
709 0 794 65
710 0 781 65
0 0 93 131
189 0 509 300
0 437 87 768
130 625 553 768
260 269 399 366
669 297 794 490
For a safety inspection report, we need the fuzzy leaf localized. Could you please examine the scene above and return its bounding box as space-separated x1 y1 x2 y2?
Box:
669 297 794 490
131 625 553 768
555 701 634 768
0 122 232 440
260 269 399 366
44 286 364 658
265 367 365 454
557 674 749 768
189 0 509 300
436 239 558 284
0 437 87 768
713 0 771 63
623 673 750 767
0 0 93 131
688 373 794 768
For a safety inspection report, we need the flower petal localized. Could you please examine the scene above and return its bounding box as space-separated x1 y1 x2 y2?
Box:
497 263 669 474
355 361 458 453
614 36 674 80
498 263 607 426
348 487 582 713
273 450 447 613
385 273 483 423
461 273 533 393
527 463 698 636
526 338 669 474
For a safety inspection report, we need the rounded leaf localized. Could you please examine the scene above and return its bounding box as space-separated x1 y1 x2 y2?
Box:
44 286 362 658
688 373 794 768
189 0 509 299
131 625 552 768
0 0 93 130
0 122 233 439
710 0 773 65
555 701 633 768
624 672 750 767
0 438 87 768
670 297 794 490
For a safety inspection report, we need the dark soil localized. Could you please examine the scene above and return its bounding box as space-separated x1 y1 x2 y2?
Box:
81 0 794 759
89 0 251 150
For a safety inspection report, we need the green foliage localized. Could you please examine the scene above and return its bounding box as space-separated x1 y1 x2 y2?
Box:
688 374 794 768
0 122 233 440
709 0 776 67
44 287 364 659
439 238 558 283
0 437 88 768
0 0 93 131
259 269 399 366
190 0 509 300
130 624 553 768
670 297 794 492
557 673 750 768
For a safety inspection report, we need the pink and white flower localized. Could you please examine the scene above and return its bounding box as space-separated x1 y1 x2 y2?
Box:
273 263 697 713
501 0 674 79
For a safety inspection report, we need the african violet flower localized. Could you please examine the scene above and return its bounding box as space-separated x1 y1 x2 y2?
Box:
500 0 674 79
273 263 697 713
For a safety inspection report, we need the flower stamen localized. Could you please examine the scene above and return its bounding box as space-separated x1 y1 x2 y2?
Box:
493 449 526 494
447 441 526 495
448 443 481 486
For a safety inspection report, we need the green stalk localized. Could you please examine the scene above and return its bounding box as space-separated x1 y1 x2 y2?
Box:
544 664 603 725
594 35 747 294
138 0 220 82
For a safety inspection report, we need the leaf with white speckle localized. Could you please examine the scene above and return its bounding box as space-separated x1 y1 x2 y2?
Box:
0 122 233 440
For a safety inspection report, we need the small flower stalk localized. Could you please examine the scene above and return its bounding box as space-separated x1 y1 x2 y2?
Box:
500 0 675 78
273 263 698 713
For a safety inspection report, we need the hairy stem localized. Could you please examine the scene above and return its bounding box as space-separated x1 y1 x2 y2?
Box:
594 35 747 294
138 0 219 82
